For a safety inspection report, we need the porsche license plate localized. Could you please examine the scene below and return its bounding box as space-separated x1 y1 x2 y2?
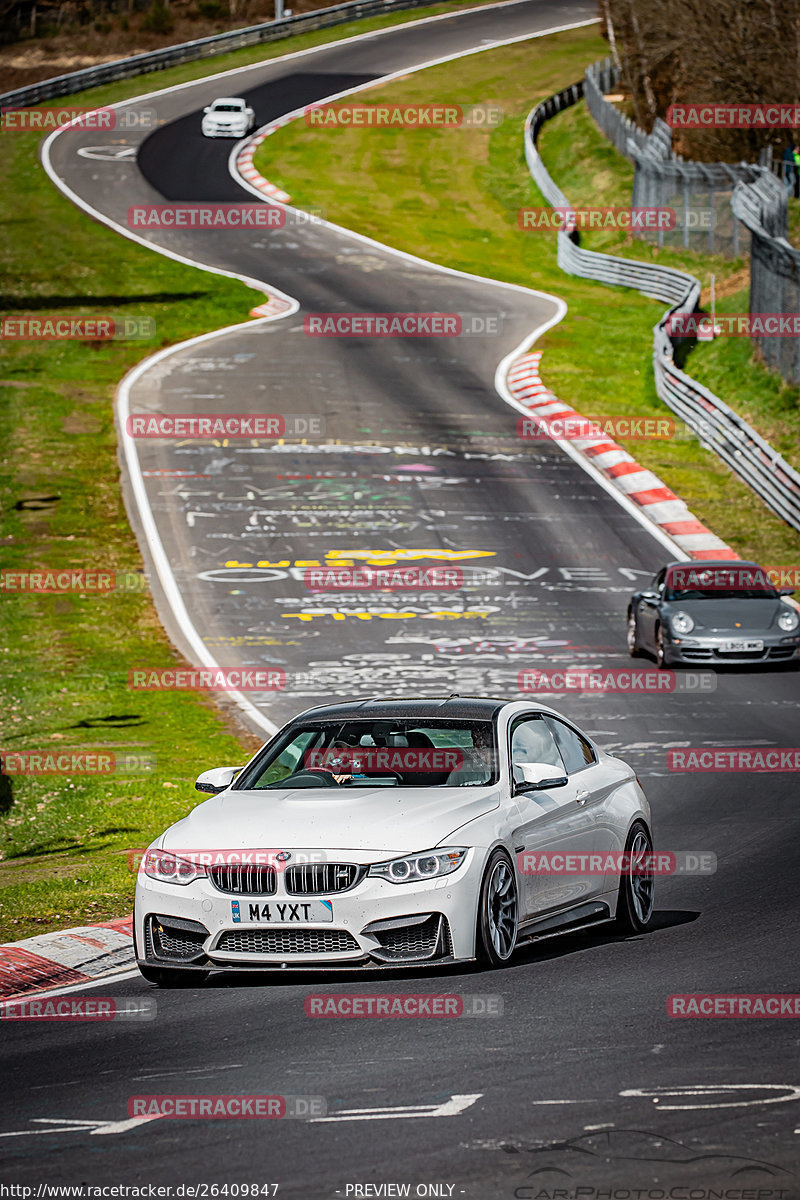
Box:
234 899 333 924
719 639 763 652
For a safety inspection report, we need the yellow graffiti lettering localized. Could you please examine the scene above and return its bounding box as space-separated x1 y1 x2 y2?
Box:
324 549 495 566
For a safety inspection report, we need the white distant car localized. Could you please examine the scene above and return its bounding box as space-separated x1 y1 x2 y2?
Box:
201 96 255 138
134 697 655 985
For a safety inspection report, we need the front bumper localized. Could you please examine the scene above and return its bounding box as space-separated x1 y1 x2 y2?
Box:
201 123 248 138
665 632 800 665
134 849 482 971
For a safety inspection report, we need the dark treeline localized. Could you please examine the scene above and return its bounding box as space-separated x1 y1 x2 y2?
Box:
0 0 321 47
599 0 800 162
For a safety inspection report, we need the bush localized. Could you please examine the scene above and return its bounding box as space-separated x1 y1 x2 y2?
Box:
197 0 225 16
140 0 174 33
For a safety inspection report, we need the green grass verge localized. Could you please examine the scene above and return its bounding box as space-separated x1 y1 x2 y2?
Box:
254 23 800 566
0 0 503 942
0 132 266 942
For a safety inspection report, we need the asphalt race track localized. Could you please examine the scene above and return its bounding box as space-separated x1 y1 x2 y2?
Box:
4 1 800 1194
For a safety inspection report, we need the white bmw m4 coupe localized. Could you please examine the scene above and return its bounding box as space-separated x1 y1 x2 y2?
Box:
200 96 255 138
134 697 655 984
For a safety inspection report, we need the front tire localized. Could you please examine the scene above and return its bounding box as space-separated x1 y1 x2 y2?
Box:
655 625 669 668
476 850 518 966
627 612 641 658
615 821 655 934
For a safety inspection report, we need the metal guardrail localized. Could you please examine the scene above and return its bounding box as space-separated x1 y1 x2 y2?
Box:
732 170 789 240
0 0 436 107
583 58 647 161
732 173 800 386
585 58 757 258
654 323 800 531
523 83 579 209
524 74 800 534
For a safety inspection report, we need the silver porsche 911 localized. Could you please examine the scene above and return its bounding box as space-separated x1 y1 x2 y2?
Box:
628 560 800 667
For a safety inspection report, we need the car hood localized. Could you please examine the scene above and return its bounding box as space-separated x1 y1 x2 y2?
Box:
665 597 783 630
161 785 501 856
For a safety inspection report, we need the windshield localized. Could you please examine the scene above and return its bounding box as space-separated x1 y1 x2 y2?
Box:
664 565 778 601
212 102 244 112
236 719 499 790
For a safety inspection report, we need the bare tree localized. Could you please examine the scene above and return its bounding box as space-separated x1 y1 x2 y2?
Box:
605 0 800 162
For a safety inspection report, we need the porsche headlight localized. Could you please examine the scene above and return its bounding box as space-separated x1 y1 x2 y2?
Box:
778 607 800 632
369 848 467 884
143 849 207 885
671 610 695 634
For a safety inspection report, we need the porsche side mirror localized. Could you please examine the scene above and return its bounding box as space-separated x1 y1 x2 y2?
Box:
195 766 241 794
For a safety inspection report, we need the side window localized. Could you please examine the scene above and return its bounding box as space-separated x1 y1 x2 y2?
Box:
509 716 564 783
543 717 596 774
254 729 320 788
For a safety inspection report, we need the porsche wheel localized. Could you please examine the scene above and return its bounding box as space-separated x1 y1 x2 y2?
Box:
655 626 668 668
627 612 641 658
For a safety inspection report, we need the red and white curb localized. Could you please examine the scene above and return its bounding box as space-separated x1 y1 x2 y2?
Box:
0 917 134 999
249 293 295 319
236 122 293 205
236 130 296 320
507 352 739 561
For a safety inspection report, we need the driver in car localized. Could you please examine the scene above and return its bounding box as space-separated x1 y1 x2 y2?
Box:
304 740 362 784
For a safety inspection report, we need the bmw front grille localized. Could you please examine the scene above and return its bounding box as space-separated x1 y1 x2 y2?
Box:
285 863 366 895
210 864 278 895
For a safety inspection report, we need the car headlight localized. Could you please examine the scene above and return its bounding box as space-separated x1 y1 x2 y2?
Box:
143 849 207 885
369 848 467 884
670 611 695 634
778 607 800 632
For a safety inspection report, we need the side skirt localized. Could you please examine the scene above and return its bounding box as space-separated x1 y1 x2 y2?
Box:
516 901 613 947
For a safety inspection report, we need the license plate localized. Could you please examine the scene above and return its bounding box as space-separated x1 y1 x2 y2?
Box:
719 639 763 652
232 899 333 924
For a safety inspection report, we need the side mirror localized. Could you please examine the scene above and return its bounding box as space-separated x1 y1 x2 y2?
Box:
513 761 569 794
195 766 241 795
640 590 660 601
203 106 210 113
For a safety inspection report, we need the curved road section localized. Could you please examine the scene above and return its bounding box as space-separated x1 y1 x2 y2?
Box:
43 0 678 736
10 0 799 1193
